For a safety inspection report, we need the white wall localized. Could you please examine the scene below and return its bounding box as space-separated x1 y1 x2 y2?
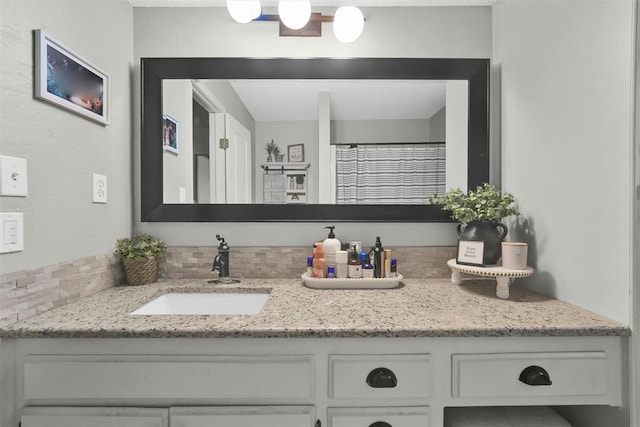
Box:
133 6 493 247
445 80 469 192
332 118 431 144
429 107 446 142
162 80 193 204
493 0 635 324
0 0 133 274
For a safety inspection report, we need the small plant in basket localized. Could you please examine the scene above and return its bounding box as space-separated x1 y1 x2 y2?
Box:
115 234 166 286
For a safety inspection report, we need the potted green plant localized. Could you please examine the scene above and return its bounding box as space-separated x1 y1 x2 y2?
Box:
266 139 279 162
115 234 166 286
429 183 519 264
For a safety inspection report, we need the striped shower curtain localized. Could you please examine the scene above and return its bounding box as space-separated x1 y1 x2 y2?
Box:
336 143 446 205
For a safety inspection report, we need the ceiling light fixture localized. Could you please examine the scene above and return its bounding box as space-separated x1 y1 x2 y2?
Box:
278 0 311 30
227 0 262 24
333 6 364 43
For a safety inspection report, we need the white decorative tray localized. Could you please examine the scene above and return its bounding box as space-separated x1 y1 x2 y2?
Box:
302 273 403 289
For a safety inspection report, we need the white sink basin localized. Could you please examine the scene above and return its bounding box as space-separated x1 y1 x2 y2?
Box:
130 292 269 315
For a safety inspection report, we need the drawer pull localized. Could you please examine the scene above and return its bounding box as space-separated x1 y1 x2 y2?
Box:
366 367 398 388
519 365 552 386
369 422 392 427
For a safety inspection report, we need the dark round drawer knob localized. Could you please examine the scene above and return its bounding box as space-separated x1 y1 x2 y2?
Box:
366 367 398 388
369 422 392 427
519 365 552 386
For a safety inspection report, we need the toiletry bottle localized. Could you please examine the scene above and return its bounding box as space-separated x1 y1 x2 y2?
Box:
327 266 336 279
391 258 397 278
384 249 392 277
323 226 341 269
336 250 348 279
313 242 326 278
307 256 314 277
384 258 391 278
362 254 374 278
348 246 362 278
372 236 384 278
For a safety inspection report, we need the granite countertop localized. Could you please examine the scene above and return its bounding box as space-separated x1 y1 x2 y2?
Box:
0 278 629 338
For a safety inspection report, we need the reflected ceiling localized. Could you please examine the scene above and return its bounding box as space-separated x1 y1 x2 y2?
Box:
225 79 446 121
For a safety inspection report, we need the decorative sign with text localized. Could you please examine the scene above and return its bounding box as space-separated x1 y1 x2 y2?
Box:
457 240 486 266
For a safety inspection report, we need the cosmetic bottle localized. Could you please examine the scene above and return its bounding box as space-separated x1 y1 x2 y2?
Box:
384 258 391 278
323 226 341 269
327 266 336 279
348 246 362 278
307 256 314 276
372 236 384 278
313 242 326 278
336 250 348 279
391 258 397 278
384 249 392 277
362 254 374 278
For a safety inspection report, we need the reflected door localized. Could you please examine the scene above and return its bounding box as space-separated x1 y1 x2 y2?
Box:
213 113 252 204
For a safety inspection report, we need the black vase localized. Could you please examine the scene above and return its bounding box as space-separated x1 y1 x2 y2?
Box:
457 220 508 265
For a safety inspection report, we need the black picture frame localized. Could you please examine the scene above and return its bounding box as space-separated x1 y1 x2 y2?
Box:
141 57 490 222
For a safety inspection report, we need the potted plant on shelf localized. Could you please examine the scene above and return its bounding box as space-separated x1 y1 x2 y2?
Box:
266 139 280 162
429 183 519 265
115 234 166 286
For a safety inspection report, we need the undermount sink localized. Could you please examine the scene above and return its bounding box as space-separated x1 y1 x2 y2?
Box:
130 292 269 315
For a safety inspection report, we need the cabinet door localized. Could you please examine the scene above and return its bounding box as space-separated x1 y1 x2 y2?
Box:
170 406 315 427
21 407 168 427
328 407 430 427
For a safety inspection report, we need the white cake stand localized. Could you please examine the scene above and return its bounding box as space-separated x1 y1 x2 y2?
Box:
446 259 534 299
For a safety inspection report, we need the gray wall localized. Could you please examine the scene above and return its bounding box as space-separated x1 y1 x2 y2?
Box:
0 0 133 274
163 80 193 204
493 0 635 325
331 118 431 144
133 6 493 248
429 107 446 142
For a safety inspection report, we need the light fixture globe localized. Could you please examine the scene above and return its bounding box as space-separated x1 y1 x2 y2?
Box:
227 0 262 24
333 6 364 43
278 0 311 30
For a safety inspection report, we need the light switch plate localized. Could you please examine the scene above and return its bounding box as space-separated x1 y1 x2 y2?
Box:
0 213 24 253
92 173 107 204
0 155 28 197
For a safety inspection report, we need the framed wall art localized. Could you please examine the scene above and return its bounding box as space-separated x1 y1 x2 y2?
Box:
287 144 305 162
34 30 110 125
162 114 179 154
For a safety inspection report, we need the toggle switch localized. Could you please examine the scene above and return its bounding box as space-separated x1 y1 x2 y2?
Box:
0 155 28 197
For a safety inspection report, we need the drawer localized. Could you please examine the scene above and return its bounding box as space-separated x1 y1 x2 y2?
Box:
24 354 314 402
328 406 430 427
170 406 315 427
21 407 168 427
452 351 610 399
329 354 431 399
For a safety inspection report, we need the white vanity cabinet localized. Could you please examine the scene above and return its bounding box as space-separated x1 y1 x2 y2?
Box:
20 407 169 427
0 336 625 427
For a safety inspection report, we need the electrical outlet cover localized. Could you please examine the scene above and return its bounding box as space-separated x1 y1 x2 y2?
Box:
0 155 28 197
92 173 107 204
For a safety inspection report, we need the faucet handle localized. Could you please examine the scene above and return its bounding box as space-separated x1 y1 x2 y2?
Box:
216 234 229 252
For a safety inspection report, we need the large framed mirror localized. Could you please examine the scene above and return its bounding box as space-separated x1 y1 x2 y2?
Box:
141 57 489 222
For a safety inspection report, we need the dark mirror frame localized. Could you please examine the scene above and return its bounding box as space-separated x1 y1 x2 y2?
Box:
141 57 489 222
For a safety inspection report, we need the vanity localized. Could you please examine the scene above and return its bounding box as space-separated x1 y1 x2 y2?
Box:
0 279 628 427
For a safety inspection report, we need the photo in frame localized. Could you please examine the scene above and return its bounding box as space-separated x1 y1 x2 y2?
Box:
287 144 305 162
162 115 179 154
456 240 486 266
34 30 110 125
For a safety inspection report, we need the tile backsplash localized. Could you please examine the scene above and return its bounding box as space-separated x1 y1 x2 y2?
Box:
161 246 456 280
0 253 123 327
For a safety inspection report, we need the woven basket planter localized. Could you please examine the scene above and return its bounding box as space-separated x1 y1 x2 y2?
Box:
122 256 159 286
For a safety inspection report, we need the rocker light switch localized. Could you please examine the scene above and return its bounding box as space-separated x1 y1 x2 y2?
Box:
0 155 28 197
0 213 24 253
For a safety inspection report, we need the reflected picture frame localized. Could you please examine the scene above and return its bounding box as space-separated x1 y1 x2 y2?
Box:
34 30 110 126
162 114 179 155
288 144 305 162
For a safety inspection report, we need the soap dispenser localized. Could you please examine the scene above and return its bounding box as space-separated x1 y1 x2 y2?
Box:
323 226 341 269
372 236 384 278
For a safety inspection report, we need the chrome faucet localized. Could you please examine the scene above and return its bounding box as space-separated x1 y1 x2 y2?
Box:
209 234 240 284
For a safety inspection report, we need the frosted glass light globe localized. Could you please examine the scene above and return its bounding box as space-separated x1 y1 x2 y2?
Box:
333 6 364 43
227 0 262 24
278 0 311 30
